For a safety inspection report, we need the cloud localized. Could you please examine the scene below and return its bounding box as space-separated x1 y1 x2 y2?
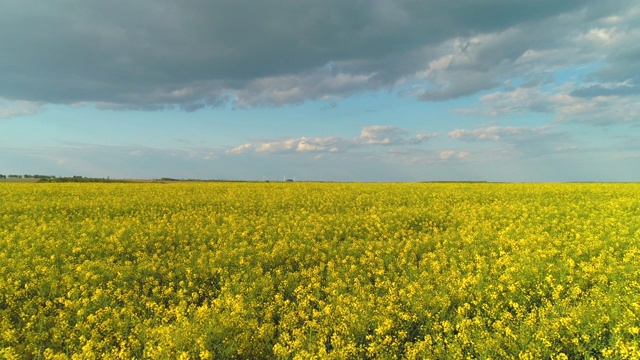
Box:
437 150 470 160
457 84 640 125
448 125 554 142
358 126 440 146
227 126 438 155
234 71 376 107
571 78 640 97
359 126 406 144
457 87 557 116
0 98 43 119
253 137 342 154
296 137 340 152
439 150 455 160
255 139 299 153
446 124 581 162
399 1 640 105
4 0 632 110
225 143 254 154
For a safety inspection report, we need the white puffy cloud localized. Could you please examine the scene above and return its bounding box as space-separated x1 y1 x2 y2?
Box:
255 139 298 153
225 143 254 154
226 126 438 155
439 150 455 160
359 126 407 144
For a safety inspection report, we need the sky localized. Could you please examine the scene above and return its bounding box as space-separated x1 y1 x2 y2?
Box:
1 0 639 182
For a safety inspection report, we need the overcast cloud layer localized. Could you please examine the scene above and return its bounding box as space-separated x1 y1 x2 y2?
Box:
2 1 639 182
1 0 638 112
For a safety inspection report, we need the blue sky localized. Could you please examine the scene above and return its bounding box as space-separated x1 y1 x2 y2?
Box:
1 0 639 182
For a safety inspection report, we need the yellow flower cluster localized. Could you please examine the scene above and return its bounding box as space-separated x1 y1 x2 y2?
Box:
1 182 639 358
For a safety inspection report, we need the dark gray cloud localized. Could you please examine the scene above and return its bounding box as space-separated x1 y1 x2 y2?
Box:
1 0 633 109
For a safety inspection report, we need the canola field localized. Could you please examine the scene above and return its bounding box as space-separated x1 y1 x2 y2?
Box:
1 182 639 359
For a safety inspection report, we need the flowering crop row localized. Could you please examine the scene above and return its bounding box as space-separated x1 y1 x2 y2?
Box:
1 182 639 359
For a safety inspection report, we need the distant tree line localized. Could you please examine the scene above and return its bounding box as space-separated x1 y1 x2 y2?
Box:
0 174 57 179
1 174 269 183
39 176 129 183
0 174 129 183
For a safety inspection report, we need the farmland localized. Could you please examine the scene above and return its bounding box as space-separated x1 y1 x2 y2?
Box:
1 182 639 359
